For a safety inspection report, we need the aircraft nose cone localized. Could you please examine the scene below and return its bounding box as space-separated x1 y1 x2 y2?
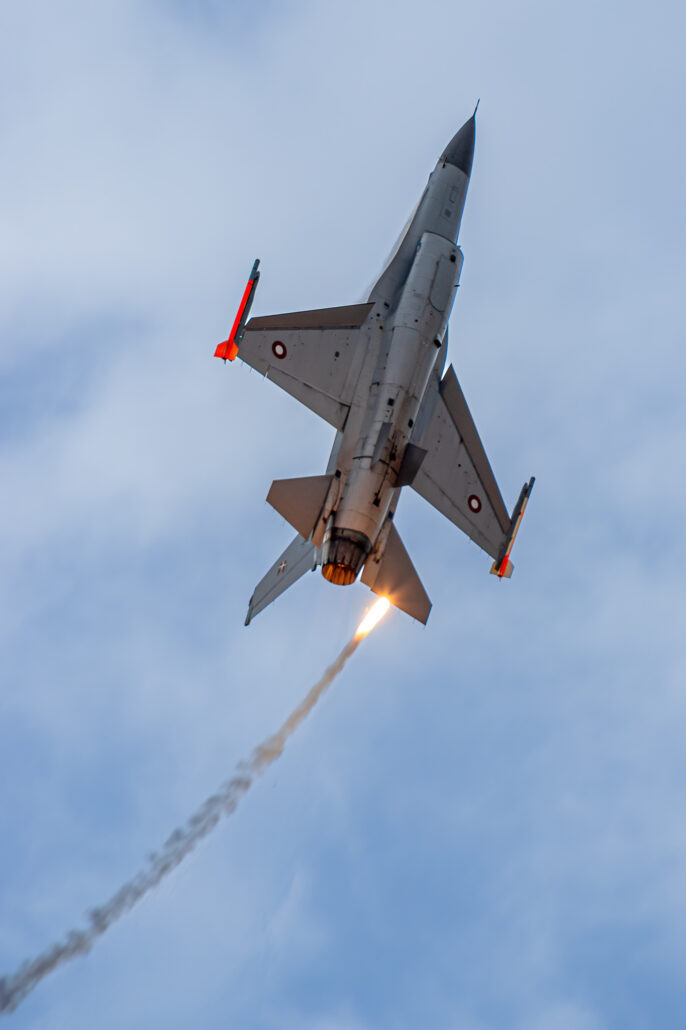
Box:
440 114 475 176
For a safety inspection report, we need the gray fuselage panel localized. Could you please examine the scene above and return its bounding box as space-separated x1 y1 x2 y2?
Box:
321 155 470 560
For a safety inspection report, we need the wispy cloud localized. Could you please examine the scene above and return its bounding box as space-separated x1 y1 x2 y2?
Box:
1 0 685 1027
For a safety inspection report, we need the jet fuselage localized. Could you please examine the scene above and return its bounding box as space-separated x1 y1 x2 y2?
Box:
220 111 531 626
320 119 475 585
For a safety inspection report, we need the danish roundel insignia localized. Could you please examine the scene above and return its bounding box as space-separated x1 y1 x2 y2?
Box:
468 494 482 513
272 340 287 359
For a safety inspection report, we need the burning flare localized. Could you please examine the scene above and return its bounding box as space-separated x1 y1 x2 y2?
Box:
355 597 391 638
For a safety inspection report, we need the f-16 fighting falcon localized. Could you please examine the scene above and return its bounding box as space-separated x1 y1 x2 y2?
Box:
215 110 534 625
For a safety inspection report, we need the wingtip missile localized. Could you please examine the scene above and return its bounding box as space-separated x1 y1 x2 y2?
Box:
490 476 535 579
215 258 260 362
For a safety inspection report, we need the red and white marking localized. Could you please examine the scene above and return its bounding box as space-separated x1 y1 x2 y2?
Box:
468 494 482 513
272 340 287 359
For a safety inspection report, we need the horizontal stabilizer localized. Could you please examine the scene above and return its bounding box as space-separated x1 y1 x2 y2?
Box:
362 522 431 624
245 533 319 625
267 474 333 541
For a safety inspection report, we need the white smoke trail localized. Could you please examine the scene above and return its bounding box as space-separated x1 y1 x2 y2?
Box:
0 628 371 1016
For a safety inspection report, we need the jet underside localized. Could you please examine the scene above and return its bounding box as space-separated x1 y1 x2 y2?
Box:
215 112 534 624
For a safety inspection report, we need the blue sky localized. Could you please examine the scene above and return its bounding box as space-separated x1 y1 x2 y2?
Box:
1 0 685 1026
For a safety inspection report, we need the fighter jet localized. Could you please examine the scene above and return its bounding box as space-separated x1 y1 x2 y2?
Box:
216 111 534 625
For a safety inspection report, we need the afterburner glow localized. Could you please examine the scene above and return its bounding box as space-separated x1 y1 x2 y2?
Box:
355 597 391 638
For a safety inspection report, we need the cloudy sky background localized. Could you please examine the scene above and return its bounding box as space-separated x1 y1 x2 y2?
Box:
1 0 685 1026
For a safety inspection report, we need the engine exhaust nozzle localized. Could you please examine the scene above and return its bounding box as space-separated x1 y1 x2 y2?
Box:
321 527 372 586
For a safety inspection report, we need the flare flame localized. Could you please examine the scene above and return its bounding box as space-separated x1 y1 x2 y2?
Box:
355 597 391 638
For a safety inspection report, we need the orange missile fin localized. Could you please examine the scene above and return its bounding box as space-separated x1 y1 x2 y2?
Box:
214 338 240 361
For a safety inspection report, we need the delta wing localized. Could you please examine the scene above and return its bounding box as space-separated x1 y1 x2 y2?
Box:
237 303 373 429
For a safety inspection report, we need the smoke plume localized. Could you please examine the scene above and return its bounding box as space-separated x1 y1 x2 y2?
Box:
0 632 366 1016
